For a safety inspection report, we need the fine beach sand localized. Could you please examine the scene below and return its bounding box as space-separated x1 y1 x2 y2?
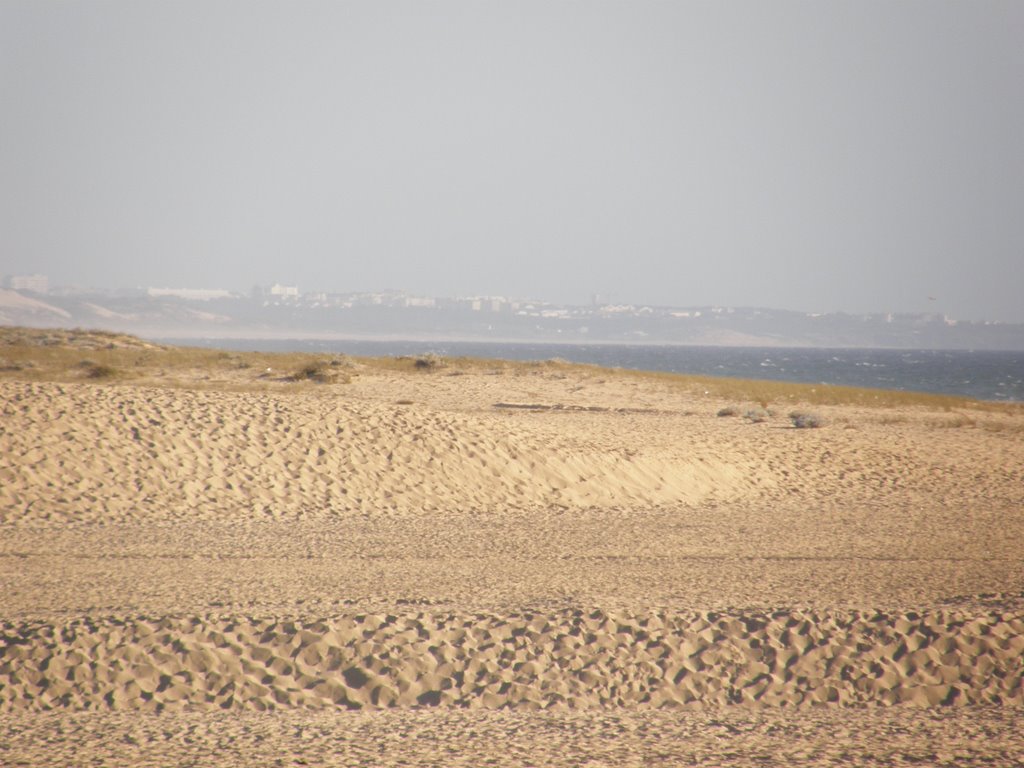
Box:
1 328 1022 765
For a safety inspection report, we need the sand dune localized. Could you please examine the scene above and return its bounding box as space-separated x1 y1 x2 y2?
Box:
2 378 1020 525
1 380 766 523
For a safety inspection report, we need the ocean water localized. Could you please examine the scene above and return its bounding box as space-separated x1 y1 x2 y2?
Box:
164 339 1024 402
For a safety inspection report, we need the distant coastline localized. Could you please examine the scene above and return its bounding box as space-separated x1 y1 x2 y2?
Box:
4 287 1023 352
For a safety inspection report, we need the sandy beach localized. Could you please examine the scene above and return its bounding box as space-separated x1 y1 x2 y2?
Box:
1 329 1022 765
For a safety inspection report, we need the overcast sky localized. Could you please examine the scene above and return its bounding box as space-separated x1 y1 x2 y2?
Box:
2 1 1022 321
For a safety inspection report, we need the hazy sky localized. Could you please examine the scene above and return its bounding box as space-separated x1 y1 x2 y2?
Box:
2 1 1022 321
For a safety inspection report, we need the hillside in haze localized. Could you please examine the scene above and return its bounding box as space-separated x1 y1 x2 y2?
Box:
1 287 1021 350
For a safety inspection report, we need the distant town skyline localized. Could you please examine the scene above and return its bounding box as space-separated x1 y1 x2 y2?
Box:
3 271 1018 335
1 267 1022 328
2 2 1023 323
5 269 1023 354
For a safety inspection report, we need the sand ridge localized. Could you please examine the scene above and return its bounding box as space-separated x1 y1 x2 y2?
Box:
1 380 767 524
2 607 1022 712
2 378 1021 526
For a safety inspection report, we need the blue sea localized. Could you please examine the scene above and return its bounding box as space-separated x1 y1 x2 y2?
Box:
162 339 1024 402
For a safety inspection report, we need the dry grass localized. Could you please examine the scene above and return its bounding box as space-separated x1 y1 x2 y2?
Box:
604 368 1024 416
2 327 1022 417
864 411 1024 434
0 327 344 390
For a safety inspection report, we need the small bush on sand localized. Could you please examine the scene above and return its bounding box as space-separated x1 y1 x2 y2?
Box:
790 411 823 429
717 406 739 417
413 353 446 370
745 407 770 423
288 361 344 384
83 363 118 379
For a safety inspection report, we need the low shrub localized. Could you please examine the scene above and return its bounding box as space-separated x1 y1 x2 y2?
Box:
84 363 118 379
789 411 823 429
717 406 739 417
745 407 770 423
413 353 446 370
288 361 343 384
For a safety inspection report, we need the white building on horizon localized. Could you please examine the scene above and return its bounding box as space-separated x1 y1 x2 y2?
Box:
7 274 49 293
270 283 299 298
